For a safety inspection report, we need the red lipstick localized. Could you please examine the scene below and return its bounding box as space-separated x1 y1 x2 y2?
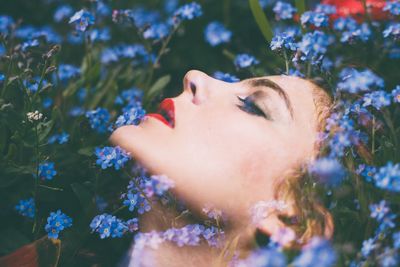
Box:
145 98 175 128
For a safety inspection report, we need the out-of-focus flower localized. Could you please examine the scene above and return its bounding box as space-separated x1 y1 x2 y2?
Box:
27 110 44 122
54 5 73 22
292 237 336 267
321 0 388 21
391 85 400 103
85 108 110 133
361 238 376 257
204 21 232 46
234 247 287 267
234 53 260 69
173 2 203 21
21 39 39 51
15 198 35 218
58 64 80 82
89 28 111 42
45 210 72 239
213 71 240 82
250 200 288 226
369 200 390 221
48 132 70 145
362 90 391 110
383 1 400 16
383 22 400 39
373 162 400 192
143 23 170 40
337 68 384 93
308 157 346 187
273 1 297 20
69 9 95 32
301 11 329 27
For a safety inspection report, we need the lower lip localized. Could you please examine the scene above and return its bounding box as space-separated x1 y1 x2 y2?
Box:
145 113 173 128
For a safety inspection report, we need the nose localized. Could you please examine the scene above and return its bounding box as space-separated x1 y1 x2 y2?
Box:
183 70 212 105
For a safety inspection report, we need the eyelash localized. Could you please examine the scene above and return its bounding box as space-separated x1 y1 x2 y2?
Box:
236 95 271 120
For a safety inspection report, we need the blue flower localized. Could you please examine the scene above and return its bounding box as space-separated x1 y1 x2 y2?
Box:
270 32 297 51
361 238 376 257
95 146 131 170
69 9 95 32
114 106 146 128
337 68 384 93
293 237 336 267
204 21 232 46
126 218 139 233
235 247 287 267
38 161 57 180
213 71 240 83
273 2 297 20
48 132 69 145
45 210 72 239
333 17 358 32
308 157 346 187
85 108 110 133
393 232 400 249
301 11 329 28
54 5 73 22
383 1 400 16
315 4 337 15
58 64 80 82
89 28 111 42
123 193 138 211
234 53 260 69
90 214 128 239
173 2 203 21
369 200 390 221
391 85 400 103
0 15 14 34
21 39 39 51
383 23 400 39
15 198 35 218
372 162 400 192
341 23 372 43
69 106 85 117
296 31 331 64
43 97 53 109
362 90 391 110
151 174 175 196
137 195 151 214
143 23 170 40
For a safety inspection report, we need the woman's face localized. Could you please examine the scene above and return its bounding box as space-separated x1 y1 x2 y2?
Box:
110 70 319 221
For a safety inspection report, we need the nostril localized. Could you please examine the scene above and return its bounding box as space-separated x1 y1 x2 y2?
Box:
190 82 196 96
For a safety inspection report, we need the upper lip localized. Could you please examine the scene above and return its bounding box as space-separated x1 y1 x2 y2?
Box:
157 98 175 128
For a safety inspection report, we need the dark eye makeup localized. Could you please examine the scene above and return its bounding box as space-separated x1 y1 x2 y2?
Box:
236 95 272 120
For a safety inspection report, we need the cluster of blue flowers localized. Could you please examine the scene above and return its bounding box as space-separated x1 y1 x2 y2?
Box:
45 210 73 239
234 53 260 69
308 157 346 187
90 213 129 239
204 21 232 47
85 108 110 134
38 161 57 180
94 146 131 170
15 198 35 219
359 162 400 192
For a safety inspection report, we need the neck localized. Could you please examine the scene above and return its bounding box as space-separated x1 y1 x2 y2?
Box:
132 201 257 267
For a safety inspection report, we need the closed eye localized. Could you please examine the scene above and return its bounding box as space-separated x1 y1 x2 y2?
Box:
236 95 272 120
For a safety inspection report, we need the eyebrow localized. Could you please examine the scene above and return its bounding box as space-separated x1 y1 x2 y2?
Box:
243 78 294 119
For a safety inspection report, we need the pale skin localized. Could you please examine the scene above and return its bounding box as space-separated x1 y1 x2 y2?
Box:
110 70 321 266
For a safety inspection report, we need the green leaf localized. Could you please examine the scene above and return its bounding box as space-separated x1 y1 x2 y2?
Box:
144 75 171 102
77 146 95 157
248 0 273 43
37 120 54 143
70 183 95 216
295 0 306 16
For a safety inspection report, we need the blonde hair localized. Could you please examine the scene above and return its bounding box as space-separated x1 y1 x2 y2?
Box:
274 80 334 247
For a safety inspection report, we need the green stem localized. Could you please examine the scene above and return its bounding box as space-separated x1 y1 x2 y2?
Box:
371 115 375 155
32 123 40 238
283 50 289 75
